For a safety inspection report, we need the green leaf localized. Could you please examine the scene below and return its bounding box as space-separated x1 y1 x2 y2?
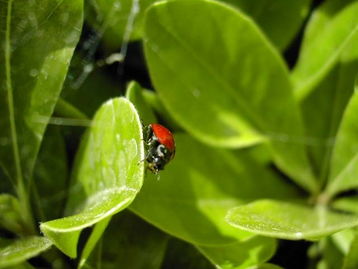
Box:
226 200 358 240
292 0 358 99
297 13 358 181
33 127 68 221
325 92 358 197
0 0 83 229
40 97 145 258
223 0 312 50
198 236 276 269
143 0 316 192
316 238 344 269
126 81 156 125
82 211 168 269
142 89 182 131
0 236 52 268
331 229 355 255
161 238 214 269
0 194 26 235
333 197 358 214
86 0 153 51
78 216 111 268
131 134 300 245
247 264 283 269
342 231 358 269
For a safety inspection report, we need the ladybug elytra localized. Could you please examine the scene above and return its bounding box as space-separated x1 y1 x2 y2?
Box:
145 123 175 174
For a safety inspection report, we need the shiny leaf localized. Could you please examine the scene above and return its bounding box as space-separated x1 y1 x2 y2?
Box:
41 98 144 258
227 200 358 240
144 0 316 192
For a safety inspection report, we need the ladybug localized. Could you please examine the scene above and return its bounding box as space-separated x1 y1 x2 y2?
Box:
144 123 175 174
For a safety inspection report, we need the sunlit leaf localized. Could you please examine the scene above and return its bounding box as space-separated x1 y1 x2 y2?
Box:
326 92 358 197
342 231 358 269
0 237 52 268
143 0 316 192
126 81 156 125
41 98 144 258
293 0 358 99
131 134 300 245
227 200 358 240
0 0 83 229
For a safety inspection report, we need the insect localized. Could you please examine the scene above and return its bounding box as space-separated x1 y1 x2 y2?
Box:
144 123 175 174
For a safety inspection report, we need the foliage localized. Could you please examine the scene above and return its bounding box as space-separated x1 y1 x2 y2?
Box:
0 0 358 268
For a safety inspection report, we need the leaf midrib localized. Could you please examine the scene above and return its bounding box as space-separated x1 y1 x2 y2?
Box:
150 8 270 133
5 0 23 189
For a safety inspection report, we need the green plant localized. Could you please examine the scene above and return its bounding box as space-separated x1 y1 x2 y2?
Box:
1 0 358 268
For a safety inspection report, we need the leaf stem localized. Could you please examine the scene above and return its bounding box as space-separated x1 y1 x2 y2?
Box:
5 0 35 234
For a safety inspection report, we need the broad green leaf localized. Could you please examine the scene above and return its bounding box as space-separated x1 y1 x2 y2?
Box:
33 127 68 221
326 92 358 197
143 0 316 192
126 81 156 125
198 236 276 269
41 98 144 258
142 89 182 131
342 232 358 269
293 0 358 99
82 211 168 269
223 0 312 50
227 200 358 240
0 0 83 228
131 134 300 245
0 194 26 235
86 0 153 51
0 236 52 268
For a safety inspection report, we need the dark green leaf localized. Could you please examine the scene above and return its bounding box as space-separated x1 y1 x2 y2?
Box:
33 127 68 221
0 194 26 235
82 211 168 269
143 0 316 192
198 236 276 269
41 98 144 258
227 200 358 240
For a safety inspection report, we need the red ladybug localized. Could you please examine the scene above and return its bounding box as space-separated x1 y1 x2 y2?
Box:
145 123 175 174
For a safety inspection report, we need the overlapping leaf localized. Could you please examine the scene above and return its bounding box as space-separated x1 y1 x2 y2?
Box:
143 0 316 192
227 200 358 240
41 98 144 258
